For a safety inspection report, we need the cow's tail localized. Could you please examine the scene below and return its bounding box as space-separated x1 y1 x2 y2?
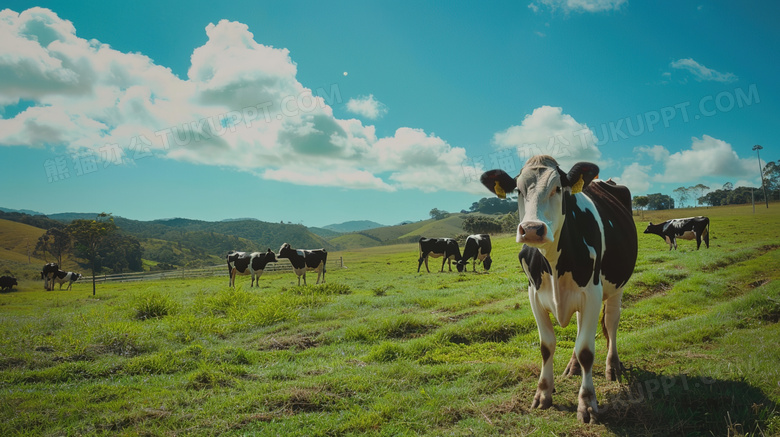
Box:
600 303 609 342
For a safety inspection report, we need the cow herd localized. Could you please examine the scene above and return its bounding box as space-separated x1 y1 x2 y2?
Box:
2 154 717 425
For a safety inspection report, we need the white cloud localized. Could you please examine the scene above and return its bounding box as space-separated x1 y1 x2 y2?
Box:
346 94 387 120
530 0 626 13
669 58 738 83
613 162 651 194
493 105 601 170
634 145 669 162
0 8 480 195
651 135 757 183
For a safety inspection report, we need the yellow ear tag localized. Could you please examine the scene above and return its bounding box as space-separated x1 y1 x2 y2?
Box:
494 180 506 199
571 175 584 194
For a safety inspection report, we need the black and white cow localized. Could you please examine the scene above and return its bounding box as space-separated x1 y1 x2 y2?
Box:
277 243 327 285
481 155 637 424
644 216 710 250
456 234 493 272
226 250 278 288
41 263 59 291
0 275 18 291
50 270 82 290
417 237 463 273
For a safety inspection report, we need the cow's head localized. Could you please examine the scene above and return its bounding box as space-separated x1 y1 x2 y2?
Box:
265 248 278 262
278 243 293 257
481 155 599 247
483 255 493 271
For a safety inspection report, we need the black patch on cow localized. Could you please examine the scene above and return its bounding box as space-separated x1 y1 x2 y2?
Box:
587 181 638 287
541 344 551 364
519 245 551 289
556 191 602 287
251 250 277 271
578 348 594 373
233 254 251 273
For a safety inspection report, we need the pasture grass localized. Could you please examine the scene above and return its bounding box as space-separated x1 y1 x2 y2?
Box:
0 204 779 435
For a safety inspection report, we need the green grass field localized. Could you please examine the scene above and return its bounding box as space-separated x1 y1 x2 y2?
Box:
0 204 778 436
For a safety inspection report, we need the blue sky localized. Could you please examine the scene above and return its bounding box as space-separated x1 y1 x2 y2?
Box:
0 1 777 227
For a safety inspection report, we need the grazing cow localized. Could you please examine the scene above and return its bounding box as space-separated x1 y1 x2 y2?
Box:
644 216 710 250
417 237 463 273
0 276 18 291
481 155 637 424
50 271 82 290
457 234 493 272
41 263 59 291
226 249 278 288
277 243 327 285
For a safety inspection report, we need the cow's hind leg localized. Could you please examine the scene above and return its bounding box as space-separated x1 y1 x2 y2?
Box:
562 312 582 376
529 288 556 410
602 291 624 381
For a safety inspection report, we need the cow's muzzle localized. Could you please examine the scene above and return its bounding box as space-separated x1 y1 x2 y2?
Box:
517 221 547 244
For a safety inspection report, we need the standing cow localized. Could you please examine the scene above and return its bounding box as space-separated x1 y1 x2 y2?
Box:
277 243 327 285
457 234 493 272
226 250 278 288
41 263 59 291
0 276 18 291
644 216 710 250
481 155 637 424
417 237 463 273
50 271 82 290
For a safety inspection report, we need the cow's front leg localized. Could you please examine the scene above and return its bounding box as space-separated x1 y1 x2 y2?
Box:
529 288 556 410
574 290 602 424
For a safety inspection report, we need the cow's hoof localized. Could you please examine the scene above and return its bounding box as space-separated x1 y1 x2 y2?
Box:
562 356 582 377
577 406 597 424
531 393 552 410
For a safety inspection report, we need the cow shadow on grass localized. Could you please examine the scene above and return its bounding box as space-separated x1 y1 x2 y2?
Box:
596 366 778 436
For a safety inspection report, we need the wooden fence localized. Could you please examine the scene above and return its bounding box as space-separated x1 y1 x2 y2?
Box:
82 257 344 284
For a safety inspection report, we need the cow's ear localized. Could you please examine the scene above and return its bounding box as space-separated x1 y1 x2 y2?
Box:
480 169 516 199
562 162 599 194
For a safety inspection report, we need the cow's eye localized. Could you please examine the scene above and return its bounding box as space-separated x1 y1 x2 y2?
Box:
556 186 561 194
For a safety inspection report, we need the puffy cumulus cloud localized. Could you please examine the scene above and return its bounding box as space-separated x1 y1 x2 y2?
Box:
670 58 738 83
530 0 627 13
492 105 601 170
651 135 756 183
0 8 480 194
346 94 387 120
613 162 652 194
634 145 670 162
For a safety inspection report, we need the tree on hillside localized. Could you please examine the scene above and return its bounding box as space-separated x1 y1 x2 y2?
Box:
469 197 516 214
673 186 691 208
429 208 449 220
462 216 502 234
38 227 71 266
723 181 733 191
66 213 117 296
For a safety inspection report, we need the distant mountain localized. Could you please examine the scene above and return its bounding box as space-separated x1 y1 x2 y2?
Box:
0 207 44 216
323 220 386 233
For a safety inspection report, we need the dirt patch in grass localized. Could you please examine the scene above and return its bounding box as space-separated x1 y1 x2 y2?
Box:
258 333 319 351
